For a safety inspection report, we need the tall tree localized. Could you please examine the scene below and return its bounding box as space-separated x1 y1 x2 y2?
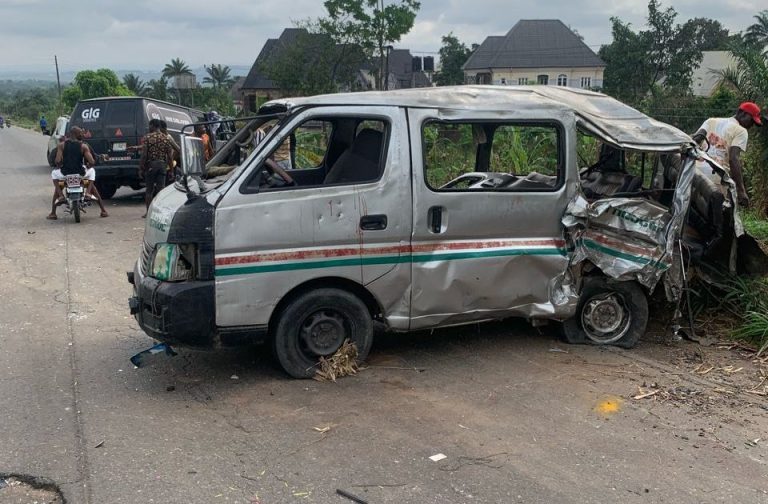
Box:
319 0 420 90
680 18 730 51
162 58 193 80
145 77 169 101
599 0 705 104
122 73 147 95
261 28 365 96
203 64 235 89
62 68 132 107
745 10 768 49
434 33 472 86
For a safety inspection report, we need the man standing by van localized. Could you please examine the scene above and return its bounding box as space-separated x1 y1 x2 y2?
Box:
39 115 48 134
140 119 173 217
693 102 762 208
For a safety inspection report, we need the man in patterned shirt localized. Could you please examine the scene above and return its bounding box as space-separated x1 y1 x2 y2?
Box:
139 119 173 217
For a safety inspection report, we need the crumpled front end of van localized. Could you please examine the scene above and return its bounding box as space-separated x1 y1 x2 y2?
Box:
556 151 698 305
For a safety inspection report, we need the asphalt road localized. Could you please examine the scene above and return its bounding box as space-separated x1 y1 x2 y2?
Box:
1 125 767 504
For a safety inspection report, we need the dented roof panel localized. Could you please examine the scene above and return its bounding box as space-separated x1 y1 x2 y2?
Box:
264 86 694 151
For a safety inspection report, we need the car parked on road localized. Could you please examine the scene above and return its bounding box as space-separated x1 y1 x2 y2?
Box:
46 116 69 166
129 86 757 378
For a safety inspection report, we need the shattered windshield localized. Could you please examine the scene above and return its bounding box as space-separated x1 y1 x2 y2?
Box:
201 114 288 187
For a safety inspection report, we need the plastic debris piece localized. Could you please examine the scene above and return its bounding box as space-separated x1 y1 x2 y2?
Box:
313 425 331 433
429 453 447 462
94 440 104 448
130 343 177 368
230 375 239 380
336 489 368 504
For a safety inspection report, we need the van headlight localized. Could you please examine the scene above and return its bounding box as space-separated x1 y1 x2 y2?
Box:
149 243 194 281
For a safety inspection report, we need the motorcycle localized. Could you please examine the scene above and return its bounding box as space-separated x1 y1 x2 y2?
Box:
60 174 88 222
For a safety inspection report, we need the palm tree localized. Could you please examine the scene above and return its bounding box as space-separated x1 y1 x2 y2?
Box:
122 73 147 96
162 58 192 80
203 63 235 89
145 77 169 101
745 10 768 50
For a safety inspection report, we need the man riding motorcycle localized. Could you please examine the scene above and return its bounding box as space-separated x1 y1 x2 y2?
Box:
47 126 108 220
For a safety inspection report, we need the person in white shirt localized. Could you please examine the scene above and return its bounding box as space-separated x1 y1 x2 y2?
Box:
692 102 762 207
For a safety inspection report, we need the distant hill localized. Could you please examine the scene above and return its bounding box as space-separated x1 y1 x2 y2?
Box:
0 65 252 84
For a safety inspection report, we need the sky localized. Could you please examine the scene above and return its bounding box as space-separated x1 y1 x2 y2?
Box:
0 0 761 74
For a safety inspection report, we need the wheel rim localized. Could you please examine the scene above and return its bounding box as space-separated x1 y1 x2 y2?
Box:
580 291 631 344
298 309 348 357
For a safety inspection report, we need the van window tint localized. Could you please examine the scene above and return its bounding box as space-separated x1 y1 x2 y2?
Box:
105 101 136 127
423 121 562 191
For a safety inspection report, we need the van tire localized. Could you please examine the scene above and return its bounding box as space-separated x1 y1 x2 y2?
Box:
273 288 373 379
561 277 647 349
95 181 117 200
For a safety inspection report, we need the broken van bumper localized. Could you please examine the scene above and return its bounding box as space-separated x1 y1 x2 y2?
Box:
129 262 215 348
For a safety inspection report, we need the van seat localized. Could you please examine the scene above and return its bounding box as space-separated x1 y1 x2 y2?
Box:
323 129 383 184
581 170 642 198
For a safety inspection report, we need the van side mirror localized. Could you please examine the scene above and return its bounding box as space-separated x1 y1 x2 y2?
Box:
181 136 206 176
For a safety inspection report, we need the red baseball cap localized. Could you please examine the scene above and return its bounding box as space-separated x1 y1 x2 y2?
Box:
739 102 762 126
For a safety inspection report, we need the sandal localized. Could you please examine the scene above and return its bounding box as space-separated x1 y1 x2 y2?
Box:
46 214 57 220
100 211 109 218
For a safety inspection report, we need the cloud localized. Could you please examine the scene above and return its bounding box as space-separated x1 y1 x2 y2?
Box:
0 0 761 71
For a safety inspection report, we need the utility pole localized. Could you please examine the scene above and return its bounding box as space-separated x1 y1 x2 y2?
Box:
54 55 62 113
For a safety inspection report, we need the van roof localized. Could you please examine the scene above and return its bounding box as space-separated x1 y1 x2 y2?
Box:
266 85 693 151
76 96 203 113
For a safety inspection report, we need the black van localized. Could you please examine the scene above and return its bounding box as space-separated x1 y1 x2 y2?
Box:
68 97 204 199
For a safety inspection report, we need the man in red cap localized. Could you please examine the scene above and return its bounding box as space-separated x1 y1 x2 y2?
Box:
693 102 762 207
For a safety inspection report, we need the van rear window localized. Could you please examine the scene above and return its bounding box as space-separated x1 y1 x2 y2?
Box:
105 101 136 127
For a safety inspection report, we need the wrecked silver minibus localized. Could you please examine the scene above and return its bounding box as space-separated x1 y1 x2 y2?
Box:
128 86 751 378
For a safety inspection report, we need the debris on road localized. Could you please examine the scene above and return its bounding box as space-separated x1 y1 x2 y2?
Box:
313 425 332 433
230 374 239 380
130 343 177 368
314 340 360 382
633 389 660 400
94 440 105 448
336 488 368 503
429 453 447 462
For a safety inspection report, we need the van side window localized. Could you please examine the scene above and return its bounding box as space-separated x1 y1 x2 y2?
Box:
245 116 389 192
423 121 562 191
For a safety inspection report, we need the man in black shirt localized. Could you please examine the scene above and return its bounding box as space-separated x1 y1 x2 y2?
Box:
47 127 95 220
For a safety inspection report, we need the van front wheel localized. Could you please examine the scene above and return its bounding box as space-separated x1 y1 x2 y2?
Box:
562 278 647 349
273 288 374 379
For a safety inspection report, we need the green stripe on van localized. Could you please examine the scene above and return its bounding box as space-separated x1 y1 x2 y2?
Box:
215 247 566 277
581 239 669 270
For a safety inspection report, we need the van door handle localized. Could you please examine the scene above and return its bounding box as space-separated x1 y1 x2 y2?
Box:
360 214 388 231
428 206 443 233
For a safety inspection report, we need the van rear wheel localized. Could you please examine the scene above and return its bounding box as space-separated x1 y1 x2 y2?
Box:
562 277 647 349
273 288 373 379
